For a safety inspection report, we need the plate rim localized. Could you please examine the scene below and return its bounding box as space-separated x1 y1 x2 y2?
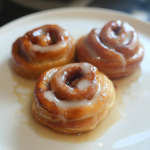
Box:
0 7 150 32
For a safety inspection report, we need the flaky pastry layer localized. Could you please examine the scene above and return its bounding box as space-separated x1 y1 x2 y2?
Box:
12 25 75 79
76 20 144 78
32 63 115 133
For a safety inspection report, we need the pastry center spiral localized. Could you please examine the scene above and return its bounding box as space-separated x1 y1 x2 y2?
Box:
51 63 98 101
85 20 139 65
27 28 59 47
100 20 134 49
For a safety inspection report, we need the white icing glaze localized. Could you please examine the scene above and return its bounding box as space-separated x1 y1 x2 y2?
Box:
80 62 92 74
57 63 92 74
83 39 99 58
130 31 139 50
62 30 69 37
30 41 68 52
131 45 143 60
116 20 122 26
122 32 132 45
43 69 58 83
76 79 92 90
123 22 134 33
41 25 69 37
44 82 101 109
33 29 45 36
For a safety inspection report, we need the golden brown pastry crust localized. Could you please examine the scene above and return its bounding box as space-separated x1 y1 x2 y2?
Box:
12 25 75 79
76 20 144 78
32 63 115 133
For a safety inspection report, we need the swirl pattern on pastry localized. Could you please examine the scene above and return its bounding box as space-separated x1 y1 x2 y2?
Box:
12 25 75 78
76 20 144 78
32 63 115 133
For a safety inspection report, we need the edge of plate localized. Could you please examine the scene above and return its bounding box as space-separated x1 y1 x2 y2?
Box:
0 7 150 34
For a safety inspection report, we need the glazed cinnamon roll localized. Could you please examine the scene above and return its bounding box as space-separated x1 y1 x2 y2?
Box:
76 20 144 78
32 63 115 133
12 25 75 78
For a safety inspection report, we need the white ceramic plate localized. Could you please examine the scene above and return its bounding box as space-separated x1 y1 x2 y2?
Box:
0 7 150 150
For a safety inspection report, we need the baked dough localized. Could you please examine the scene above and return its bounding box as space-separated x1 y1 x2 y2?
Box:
76 20 144 78
12 24 75 79
32 62 115 133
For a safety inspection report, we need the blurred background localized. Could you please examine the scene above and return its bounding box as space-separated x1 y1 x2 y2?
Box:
0 0 150 27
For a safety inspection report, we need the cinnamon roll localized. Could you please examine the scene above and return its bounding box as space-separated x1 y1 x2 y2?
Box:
32 62 115 133
12 25 75 79
76 20 144 78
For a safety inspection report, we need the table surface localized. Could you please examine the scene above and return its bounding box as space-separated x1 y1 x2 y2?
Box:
0 0 150 27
